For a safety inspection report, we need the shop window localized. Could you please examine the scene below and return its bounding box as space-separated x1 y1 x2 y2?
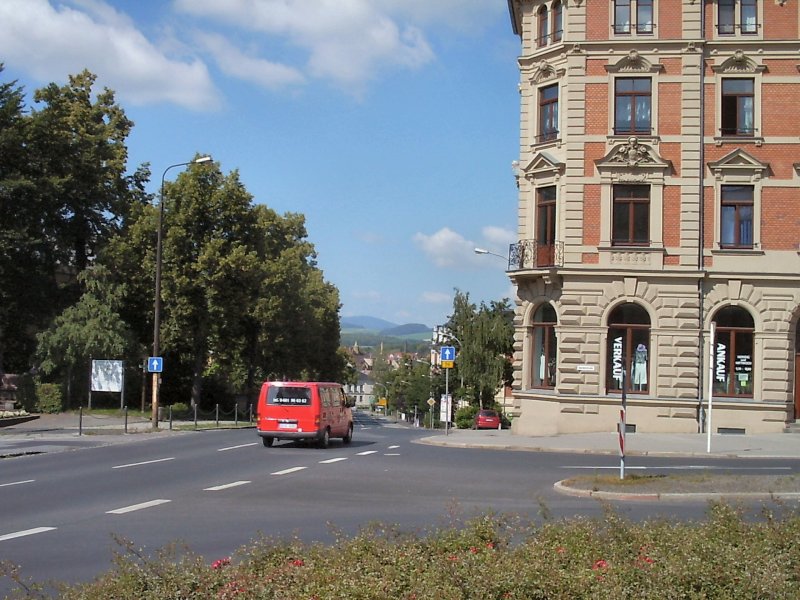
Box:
607 303 650 394
614 78 651 135
532 303 557 388
712 306 754 397
612 184 650 246
720 185 753 248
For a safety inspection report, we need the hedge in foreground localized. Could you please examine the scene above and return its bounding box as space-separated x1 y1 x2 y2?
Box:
4 503 800 599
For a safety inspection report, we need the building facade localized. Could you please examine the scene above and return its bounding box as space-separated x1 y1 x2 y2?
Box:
506 0 800 435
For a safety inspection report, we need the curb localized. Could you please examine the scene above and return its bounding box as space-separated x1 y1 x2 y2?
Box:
553 480 800 502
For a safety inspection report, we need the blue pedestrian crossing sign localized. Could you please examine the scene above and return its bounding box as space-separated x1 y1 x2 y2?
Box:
440 346 456 362
147 357 163 373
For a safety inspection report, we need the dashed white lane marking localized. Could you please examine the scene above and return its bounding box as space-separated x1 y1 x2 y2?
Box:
0 527 56 542
384 453 401 456
319 457 348 464
218 443 259 452
0 479 35 488
112 457 175 469
271 466 307 476
106 499 171 514
356 451 378 456
204 481 251 491
388 445 400 449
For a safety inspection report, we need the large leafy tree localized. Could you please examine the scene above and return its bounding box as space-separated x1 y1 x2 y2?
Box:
445 290 514 407
0 68 144 376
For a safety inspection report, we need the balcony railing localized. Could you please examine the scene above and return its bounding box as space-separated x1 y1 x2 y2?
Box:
508 240 565 271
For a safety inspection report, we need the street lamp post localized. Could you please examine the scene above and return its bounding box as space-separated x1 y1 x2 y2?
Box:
474 247 507 261
151 155 212 429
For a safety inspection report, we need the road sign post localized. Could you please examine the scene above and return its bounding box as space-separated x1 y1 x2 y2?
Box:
439 346 456 436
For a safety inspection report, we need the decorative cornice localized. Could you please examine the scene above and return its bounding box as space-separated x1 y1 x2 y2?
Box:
605 50 664 74
711 50 767 74
595 137 672 175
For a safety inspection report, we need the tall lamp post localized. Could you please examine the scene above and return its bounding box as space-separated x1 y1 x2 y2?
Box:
152 155 213 429
474 247 507 261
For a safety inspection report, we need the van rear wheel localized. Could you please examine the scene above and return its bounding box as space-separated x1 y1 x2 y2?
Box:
343 424 353 444
318 428 330 449
262 437 274 447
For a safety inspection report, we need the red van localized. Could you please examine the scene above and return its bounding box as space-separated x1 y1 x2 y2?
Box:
256 381 354 448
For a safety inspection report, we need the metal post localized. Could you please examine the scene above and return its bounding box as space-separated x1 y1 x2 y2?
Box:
78 406 83 436
707 322 716 453
619 370 627 480
169 405 173 431
445 367 449 435
124 406 128 434
152 156 212 431
215 403 219 427
235 403 239 427
194 403 198 429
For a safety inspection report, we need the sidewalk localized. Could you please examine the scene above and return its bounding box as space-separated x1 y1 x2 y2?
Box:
417 427 800 459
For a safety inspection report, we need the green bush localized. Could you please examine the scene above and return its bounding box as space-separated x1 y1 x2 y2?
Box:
170 402 190 418
455 404 478 429
35 382 63 413
10 505 799 599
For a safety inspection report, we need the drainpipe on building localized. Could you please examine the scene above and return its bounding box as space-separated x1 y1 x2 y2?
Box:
697 2 707 434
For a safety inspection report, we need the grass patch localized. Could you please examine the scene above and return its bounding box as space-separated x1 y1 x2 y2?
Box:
563 473 800 494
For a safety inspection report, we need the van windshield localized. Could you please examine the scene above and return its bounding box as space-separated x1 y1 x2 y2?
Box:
268 386 312 406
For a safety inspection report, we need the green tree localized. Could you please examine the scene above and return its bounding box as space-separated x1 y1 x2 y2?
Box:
445 290 514 407
35 266 136 406
0 68 143 376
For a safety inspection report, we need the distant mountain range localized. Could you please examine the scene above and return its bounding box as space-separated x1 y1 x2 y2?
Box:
340 316 431 341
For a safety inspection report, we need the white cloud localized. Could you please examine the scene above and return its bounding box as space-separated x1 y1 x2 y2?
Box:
194 32 305 90
0 0 220 110
413 227 475 268
173 0 434 91
482 225 515 247
414 225 514 269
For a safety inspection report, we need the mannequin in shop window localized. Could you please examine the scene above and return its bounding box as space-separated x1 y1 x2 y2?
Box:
632 343 647 390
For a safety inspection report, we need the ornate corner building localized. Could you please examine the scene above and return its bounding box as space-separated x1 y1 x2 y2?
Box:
506 0 800 435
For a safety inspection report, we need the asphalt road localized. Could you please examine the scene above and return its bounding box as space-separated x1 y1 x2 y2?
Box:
2 412 799 597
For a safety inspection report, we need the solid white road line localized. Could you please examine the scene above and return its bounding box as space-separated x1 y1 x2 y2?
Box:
271 466 307 476
0 479 35 488
106 499 171 514
204 481 251 491
112 457 175 469
319 457 348 464
218 443 259 452
356 451 378 456
0 527 56 542
563 465 792 471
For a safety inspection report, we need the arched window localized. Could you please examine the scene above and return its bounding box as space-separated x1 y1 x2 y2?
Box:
538 5 549 47
531 303 557 388
552 1 563 42
607 303 650 393
712 306 754 397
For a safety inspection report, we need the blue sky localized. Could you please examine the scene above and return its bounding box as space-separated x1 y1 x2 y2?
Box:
0 0 520 329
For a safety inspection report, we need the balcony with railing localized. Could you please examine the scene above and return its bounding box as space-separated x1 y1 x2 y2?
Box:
508 240 565 271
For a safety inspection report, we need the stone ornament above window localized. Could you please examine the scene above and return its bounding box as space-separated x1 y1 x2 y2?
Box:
610 137 656 167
